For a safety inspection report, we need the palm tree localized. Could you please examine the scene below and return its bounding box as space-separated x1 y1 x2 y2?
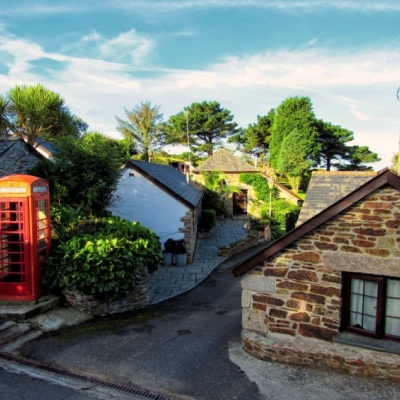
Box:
8 84 81 146
116 101 163 161
0 95 14 138
201 170 241 215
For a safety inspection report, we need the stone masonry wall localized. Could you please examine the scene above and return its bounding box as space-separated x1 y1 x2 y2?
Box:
180 205 201 264
223 173 258 217
63 266 150 316
241 186 400 378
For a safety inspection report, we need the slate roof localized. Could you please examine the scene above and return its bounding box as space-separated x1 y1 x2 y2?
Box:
0 138 44 177
32 136 57 157
296 170 378 225
193 149 258 173
233 168 400 277
127 160 203 208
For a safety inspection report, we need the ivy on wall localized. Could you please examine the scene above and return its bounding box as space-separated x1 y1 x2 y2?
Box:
239 173 300 236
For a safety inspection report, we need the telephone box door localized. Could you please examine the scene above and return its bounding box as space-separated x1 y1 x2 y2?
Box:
0 174 50 301
0 198 32 298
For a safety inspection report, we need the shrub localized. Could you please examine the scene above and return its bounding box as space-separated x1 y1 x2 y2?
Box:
260 199 300 238
201 190 225 216
44 214 162 302
239 173 275 202
199 209 217 232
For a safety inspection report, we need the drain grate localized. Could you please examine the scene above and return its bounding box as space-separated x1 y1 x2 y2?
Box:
0 352 181 400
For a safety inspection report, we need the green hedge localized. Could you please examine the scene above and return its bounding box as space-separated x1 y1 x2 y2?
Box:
199 209 217 232
44 211 162 302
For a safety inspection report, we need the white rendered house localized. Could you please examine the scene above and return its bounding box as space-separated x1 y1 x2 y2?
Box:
109 160 203 264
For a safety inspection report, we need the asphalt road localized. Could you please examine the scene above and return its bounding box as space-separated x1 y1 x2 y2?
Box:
0 366 106 400
14 262 400 400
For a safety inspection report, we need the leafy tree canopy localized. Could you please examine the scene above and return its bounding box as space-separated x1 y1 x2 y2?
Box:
229 109 275 160
0 95 14 138
4 84 87 145
336 145 381 171
116 101 164 161
278 128 315 193
164 101 240 157
315 119 354 171
29 132 124 216
392 151 400 173
269 96 320 171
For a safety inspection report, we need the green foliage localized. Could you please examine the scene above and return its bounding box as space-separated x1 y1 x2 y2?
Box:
316 119 353 171
229 109 275 160
201 170 240 197
277 128 315 193
116 101 164 161
336 145 381 171
239 173 275 202
29 132 123 216
50 204 87 241
0 95 14 137
44 214 162 302
200 170 240 216
392 152 400 173
199 209 217 232
5 83 86 145
201 190 226 216
260 199 300 238
164 101 240 157
269 97 319 172
239 173 300 238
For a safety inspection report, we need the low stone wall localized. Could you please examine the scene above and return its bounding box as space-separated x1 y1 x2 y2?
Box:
63 267 149 316
242 330 400 381
219 235 260 257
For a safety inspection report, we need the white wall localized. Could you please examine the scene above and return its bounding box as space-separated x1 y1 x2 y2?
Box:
108 168 189 245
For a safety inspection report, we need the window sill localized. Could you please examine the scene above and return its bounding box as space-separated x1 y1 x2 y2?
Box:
333 332 400 356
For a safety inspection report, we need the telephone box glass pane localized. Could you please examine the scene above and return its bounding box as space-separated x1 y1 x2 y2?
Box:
36 199 49 256
0 201 26 283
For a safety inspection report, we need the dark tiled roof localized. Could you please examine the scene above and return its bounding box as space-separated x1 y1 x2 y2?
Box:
193 149 258 173
128 160 203 208
0 138 44 177
233 168 399 277
33 136 57 156
296 170 378 225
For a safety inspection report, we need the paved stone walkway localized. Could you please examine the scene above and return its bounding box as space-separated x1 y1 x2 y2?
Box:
149 216 250 304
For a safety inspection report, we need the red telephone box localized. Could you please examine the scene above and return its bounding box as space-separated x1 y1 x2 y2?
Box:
0 175 51 301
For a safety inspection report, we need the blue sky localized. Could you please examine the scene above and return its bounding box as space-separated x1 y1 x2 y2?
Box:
1 1 400 169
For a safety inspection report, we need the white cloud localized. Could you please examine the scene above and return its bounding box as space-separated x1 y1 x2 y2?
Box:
63 29 154 67
99 30 154 66
0 27 399 170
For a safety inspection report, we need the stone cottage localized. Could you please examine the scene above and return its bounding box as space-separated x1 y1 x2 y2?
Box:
232 168 400 379
108 160 204 264
192 149 301 217
0 137 50 177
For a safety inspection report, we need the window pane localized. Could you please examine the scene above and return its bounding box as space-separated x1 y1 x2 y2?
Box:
364 295 377 316
387 279 400 298
351 278 364 294
350 311 363 327
386 298 400 318
364 280 378 297
350 293 363 312
385 279 400 337
349 277 378 333
385 316 400 336
363 315 377 332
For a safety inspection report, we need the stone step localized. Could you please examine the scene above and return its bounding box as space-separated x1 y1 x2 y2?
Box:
0 322 31 345
0 319 16 332
0 295 61 321
0 329 43 354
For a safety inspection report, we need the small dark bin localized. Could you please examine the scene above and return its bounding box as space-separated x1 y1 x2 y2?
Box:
163 239 187 266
